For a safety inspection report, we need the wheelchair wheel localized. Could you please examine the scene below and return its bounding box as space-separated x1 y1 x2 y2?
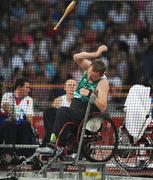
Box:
114 135 153 170
77 113 118 162
56 122 78 156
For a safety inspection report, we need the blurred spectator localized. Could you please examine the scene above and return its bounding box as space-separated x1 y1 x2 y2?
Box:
116 51 129 85
0 0 7 19
102 24 117 48
133 1 147 12
10 0 26 21
24 43 34 64
89 13 105 32
76 0 94 19
108 65 123 102
13 25 33 47
24 1 43 32
47 60 73 102
52 1 65 22
110 52 119 68
44 5 59 38
81 20 97 47
24 26 51 65
12 67 23 84
119 24 138 55
0 12 9 31
55 62 72 84
110 44 130 85
11 46 24 72
33 53 58 83
108 2 130 25
75 33 89 51
110 40 129 56
145 1 153 31
41 0 57 6
0 55 12 82
108 65 123 87
135 37 148 75
60 20 79 55
131 9 146 31
0 31 9 55
71 62 83 83
140 32 153 83
33 30 50 61
0 76 4 103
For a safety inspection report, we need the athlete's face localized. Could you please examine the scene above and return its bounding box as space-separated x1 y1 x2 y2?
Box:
87 66 102 82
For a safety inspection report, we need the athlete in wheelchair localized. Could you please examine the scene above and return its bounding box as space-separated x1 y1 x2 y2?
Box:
115 83 153 170
46 45 118 162
5 46 119 174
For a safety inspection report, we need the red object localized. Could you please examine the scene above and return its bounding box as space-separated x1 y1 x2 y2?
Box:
15 98 22 105
13 34 33 46
32 114 44 140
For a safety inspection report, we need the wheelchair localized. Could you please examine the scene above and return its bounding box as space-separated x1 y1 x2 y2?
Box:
55 112 118 162
114 85 153 170
114 122 153 170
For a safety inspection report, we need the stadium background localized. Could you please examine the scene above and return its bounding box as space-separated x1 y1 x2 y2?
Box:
0 0 153 178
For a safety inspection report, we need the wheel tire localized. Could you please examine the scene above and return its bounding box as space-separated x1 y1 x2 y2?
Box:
114 135 153 170
78 114 118 162
56 122 78 155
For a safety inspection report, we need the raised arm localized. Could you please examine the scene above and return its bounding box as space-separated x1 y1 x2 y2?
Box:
95 79 109 112
73 45 108 71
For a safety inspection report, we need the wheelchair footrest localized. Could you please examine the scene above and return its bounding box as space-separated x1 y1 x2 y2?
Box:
36 147 55 155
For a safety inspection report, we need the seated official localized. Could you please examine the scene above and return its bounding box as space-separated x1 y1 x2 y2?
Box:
0 78 36 144
42 79 77 146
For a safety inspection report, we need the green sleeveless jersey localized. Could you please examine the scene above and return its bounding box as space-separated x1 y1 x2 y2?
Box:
73 72 106 102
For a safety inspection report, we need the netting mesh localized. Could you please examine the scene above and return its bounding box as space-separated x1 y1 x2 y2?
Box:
0 0 153 177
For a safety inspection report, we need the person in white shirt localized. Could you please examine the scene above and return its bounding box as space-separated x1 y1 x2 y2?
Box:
0 78 35 144
42 79 77 146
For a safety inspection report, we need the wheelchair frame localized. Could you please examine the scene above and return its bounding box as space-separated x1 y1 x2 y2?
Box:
114 109 153 171
56 95 119 164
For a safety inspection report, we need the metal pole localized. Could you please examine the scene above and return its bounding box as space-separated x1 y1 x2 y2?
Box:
101 164 106 180
37 147 64 176
75 101 91 164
